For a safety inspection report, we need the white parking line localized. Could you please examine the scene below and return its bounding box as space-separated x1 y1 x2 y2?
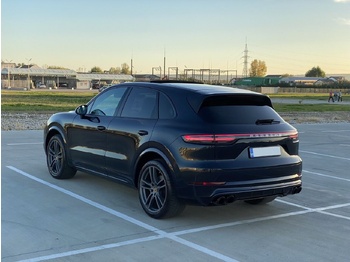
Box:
7 166 350 262
276 199 350 221
300 150 350 161
7 166 238 262
303 169 350 182
321 130 350 133
7 142 43 146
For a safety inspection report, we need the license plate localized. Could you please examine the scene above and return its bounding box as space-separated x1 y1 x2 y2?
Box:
249 146 281 158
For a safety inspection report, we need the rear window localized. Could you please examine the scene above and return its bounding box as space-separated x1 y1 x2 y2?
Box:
198 95 282 124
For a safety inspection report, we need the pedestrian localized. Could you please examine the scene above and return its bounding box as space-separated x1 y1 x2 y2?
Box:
338 91 342 102
328 91 334 102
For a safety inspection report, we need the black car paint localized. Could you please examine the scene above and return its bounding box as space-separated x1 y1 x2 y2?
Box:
44 82 302 208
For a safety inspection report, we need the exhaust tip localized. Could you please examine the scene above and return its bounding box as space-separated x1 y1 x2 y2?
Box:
213 195 235 205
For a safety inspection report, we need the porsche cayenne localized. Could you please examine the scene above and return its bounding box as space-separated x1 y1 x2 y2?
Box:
44 81 302 218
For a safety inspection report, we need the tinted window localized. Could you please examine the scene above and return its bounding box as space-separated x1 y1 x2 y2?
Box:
121 87 157 119
88 87 127 116
199 105 283 124
159 93 176 119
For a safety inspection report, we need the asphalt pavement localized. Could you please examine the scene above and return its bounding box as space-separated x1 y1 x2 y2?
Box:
2 124 350 262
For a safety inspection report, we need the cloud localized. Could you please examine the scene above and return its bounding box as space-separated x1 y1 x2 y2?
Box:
337 18 350 25
334 0 350 3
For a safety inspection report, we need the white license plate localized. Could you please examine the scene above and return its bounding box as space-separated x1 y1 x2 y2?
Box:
249 146 281 158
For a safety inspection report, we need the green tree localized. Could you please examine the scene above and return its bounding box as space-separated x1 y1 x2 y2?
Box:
109 67 121 74
48 65 69 69
305 66 325 77
90 66 103 73
121 63 130 74
282 73 294 77
249 59 267 77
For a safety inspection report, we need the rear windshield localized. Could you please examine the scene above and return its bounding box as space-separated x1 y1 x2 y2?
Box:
198 95 283 124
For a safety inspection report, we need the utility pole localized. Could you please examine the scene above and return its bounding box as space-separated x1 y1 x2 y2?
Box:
163 47 166 79
5 59 12 88
26 58 32 89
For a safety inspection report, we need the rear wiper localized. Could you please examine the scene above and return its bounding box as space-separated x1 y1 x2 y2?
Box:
255 119 280 125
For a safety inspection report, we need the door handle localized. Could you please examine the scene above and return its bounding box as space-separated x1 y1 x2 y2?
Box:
97 126 106 131
138 130 148 136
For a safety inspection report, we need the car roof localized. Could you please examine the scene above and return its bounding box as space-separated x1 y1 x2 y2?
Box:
117 82 271 112
121 81 260 95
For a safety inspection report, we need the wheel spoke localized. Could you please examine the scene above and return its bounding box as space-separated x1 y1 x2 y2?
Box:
139 162 170 215
48 139 63 175
154 192 165 208
140 177 152 189
149 166 158 185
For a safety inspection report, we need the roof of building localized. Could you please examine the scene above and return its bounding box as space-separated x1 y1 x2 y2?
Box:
76 73 134 81
2 67 76 76
1 68 134 81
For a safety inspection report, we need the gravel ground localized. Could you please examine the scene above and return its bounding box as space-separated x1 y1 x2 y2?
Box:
1 111 350 131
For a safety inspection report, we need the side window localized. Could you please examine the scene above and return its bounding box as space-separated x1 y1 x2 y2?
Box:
89 87 127 116
121 87 157 119
159 93 176 119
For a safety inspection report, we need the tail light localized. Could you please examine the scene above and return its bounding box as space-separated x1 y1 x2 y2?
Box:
182 134 236 144
182 131 298 144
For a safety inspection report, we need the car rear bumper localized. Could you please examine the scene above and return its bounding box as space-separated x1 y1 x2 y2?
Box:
175 162 302 205
195 180 302 205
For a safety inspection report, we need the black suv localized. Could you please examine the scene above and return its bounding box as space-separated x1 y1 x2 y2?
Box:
44 82 302 218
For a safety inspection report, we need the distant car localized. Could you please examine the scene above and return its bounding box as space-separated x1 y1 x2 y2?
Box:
92 83 101 89
58 83 69 88
44 81 302 219
38 84 47 89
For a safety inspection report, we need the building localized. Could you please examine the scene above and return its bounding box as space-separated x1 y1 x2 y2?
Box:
1 64 134 89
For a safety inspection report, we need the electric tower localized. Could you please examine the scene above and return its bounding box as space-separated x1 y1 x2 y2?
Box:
242 42 249 78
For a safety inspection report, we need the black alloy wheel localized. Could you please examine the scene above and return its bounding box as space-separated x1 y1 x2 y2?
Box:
46 134 76 179
138 159 185 219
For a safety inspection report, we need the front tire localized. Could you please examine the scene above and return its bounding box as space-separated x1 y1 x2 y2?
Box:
138 159 185 219
46 134 76 179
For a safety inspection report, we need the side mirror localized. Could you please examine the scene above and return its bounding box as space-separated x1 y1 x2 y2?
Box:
75 105 88 115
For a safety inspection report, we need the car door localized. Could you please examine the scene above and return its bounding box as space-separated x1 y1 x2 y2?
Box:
68 86 128 173
104 87 158 181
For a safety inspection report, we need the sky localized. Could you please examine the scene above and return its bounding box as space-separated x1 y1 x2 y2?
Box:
1 0 350 76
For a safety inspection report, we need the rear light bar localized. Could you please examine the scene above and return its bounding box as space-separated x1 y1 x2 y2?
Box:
182 131 298 144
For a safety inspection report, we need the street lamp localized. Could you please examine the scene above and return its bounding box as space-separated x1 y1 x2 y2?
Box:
5 59 12 88
26 58 32 89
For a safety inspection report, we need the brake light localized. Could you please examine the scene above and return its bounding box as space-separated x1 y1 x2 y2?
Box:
182 134 236 144
182 131 298 144
289 132 298 140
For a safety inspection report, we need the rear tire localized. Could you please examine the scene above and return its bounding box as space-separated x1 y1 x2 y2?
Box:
46 134 76 179
244 196 276 205
138 159 185 219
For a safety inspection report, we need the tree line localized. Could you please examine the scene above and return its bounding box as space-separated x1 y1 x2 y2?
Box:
249 59 327 78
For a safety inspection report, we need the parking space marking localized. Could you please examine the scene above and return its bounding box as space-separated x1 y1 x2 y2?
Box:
8 166 350 262
276 199 350 221
321 130 350 133
18 235 163 262
7 166 350 261
303 169 350 182
7 142 43 146
300 150 350 161
7 166 238 262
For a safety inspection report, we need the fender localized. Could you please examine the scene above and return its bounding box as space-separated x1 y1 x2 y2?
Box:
133 146 179 185
44 124 74 166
